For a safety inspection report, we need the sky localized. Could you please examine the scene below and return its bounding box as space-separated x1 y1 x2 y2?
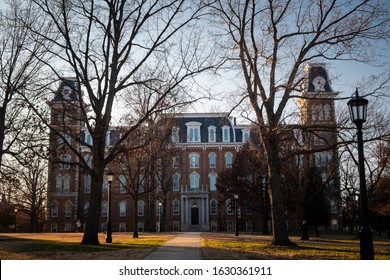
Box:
1 0 389 123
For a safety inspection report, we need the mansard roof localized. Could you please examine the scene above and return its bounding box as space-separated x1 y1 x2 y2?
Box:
52 78 81 102
170 113 249 143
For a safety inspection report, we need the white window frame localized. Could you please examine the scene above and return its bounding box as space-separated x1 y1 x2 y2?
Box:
226 199 233 215
51 201 59 217
209 172 217 191
138 200 145 217
189 172 200 189
63 174 70 193
119 201 126 217
225 152 233 168
210 200 217 215
209 152 216 168
208 126 216 142
172 172 180 191
55 175 62 192
173 200 180 215
84 175 91 193
242 129 250 142
222 125 230 142
65 201 73 217
186 122 201 143
189 153 200 168
119 175 126 193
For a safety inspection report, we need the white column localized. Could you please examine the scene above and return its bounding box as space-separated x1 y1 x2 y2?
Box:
205 196 209 225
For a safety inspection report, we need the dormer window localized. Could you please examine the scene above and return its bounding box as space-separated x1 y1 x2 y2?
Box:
208 126 216 142
222 125 230 142
242 129 250 142
186 122 201 143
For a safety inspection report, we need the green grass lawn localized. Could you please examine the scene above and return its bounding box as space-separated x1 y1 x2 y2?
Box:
201 232 390 260
1 231 390 260
0 232 174 260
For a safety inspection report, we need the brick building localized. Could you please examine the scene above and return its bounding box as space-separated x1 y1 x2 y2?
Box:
46 63 341 233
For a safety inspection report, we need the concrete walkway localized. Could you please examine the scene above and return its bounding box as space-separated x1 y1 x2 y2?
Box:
143 232 202 260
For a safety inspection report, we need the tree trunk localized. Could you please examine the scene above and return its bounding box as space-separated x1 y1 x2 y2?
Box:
267 137 294 246
81 166 104 245
133 198 139 238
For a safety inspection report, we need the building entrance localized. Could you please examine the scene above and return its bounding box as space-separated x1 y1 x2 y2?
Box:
191 205 199 225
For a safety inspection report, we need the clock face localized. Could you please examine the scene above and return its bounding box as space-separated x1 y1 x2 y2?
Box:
312 76 326 91
62 86 71 100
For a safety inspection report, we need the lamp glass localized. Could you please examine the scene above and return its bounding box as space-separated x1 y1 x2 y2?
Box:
106 172 114 183
348 94 368 124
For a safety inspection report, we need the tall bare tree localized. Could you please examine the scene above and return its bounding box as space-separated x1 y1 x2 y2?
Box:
213 0 390 245
24 0 221 245
0 0 49 168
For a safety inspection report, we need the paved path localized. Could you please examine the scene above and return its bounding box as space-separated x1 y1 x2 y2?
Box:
143 232 202 260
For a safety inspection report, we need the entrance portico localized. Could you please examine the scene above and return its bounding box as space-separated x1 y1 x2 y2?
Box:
181 186 209 231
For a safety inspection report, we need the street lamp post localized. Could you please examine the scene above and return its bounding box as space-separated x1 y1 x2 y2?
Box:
233 194 239 236
106 172 114 243
158 202 162 232
14 209 18 233
347 88 374 260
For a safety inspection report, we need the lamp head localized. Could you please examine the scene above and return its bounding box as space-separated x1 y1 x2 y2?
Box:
347 88 368 126
106 172 114 183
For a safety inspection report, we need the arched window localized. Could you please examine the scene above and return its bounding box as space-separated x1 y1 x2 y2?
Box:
172 172 180 191
173 200 180 215
63 174 70 193
119 175 126 193
189 153 200 168
173 156 179 169
189 172 200 189
209 172 217 191
84 175 91 193
138 200 145 217
226 199 233 215
51 201 59 217
210 200 217 215
209 152 216 168
119 201 126 217
208 126 216 142
225 152 233 168
222 126 230 142
186 122 201 142
55 175 62 192
65 201 73 217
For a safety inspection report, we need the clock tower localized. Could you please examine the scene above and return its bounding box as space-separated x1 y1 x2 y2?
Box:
46 77 83 232
298 63 337 126
297 63 341 231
